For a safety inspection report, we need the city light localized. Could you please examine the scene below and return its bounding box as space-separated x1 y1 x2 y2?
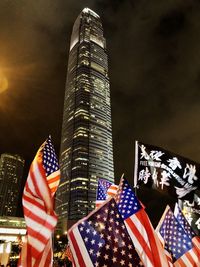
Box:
0 228 26 235
5 242 11 253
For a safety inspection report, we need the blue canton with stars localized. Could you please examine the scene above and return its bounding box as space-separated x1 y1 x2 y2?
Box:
43 137 59 176
175 204 195 240
115 178 142 220
159 207 193 261
96 179 112 202
78 198 143 267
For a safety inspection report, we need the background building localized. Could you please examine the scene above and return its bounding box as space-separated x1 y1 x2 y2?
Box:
0 216 26 266
56 8 114 231
0 216 26 242
0 154 24 216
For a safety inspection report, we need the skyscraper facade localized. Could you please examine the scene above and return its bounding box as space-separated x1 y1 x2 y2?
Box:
0 153 24 216
56 8 114 231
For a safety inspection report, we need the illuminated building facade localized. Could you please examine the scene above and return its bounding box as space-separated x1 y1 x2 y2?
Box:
0 216 26 266
0 154 24 216
0 216 26 242
56 8 114 231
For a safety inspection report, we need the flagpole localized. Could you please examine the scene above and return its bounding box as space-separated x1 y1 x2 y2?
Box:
53 196 62 265
133 140 138 196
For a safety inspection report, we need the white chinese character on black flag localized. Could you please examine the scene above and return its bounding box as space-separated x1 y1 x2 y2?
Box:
134 141 200 199
182 192 200 236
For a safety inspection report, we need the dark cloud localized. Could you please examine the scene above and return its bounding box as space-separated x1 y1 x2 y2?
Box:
97 0 200 183
0 0 200 217
157 10 186 38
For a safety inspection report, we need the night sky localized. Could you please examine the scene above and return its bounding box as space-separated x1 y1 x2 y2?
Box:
0 0 200 222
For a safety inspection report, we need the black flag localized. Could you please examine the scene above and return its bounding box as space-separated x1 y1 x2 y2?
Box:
134 141 200 199
182 192 200 235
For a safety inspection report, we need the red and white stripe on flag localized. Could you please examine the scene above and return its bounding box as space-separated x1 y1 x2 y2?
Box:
156 232 173 267
95 182 118 209
33 239 53 267
68 226 93 267
125 208 170 267
114 177 170 267
107 184 118 197
174 236 200 267
20 138 60 266
95 179 118 208
156 206 200 267
46 170 60 196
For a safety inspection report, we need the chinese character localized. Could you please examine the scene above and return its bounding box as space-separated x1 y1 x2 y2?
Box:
152 168 159 187
140 145 150 160
183 164 198 184
196 197 200 206
159 170 170 189
139 167 151 184
195 218 200 230
167 157 182 170
149 150 164 161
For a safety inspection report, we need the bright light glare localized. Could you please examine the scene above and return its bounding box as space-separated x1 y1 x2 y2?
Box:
0 69 8 93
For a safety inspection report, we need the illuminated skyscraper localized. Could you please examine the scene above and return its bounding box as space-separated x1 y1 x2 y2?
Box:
56 8 114 231
0 153 24 216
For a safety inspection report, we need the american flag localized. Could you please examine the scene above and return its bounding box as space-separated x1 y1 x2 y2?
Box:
43 137 60 196
115 177 170 267
21 137 60 266
96 179 118 208
68 198 143 267
157 205 200 267
174 203 196 239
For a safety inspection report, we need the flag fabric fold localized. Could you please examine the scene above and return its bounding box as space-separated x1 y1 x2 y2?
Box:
69 175 171 267
20 137 60 267
95 178 118 208
115 177 170 267
68 197 143 267
107 183 118 198
134 141 200 199
156 205 200 267
174 202 196 239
